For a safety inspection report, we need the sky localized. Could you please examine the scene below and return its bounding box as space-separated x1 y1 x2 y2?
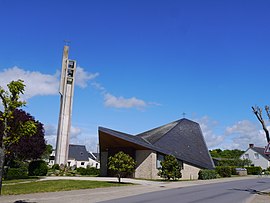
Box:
1 0 270 152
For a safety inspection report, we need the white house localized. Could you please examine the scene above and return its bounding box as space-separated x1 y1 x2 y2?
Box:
68 144 100 169
48 144 100 169
240 144 270 169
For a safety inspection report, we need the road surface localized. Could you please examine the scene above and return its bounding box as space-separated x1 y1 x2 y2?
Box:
100 178 270 203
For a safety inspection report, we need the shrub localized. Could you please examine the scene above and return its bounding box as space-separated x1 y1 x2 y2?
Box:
198 169 217 180
77 166 100 176
108 151 136 183
230 166 237 175
264 171 270 175
215 166 232 177
245 166 262 175
158 155 182 180
52 164 60 170
28 160 48 176
5 168 28 180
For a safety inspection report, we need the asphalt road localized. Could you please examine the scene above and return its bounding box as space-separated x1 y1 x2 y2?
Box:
99 178 270 203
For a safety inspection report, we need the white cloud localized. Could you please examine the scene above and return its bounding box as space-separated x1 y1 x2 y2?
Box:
0 66 98 99
91 81 158 110
195 116 224 148
0 66 59 99
104 93 147 109
70 126 82 141
44 124 57 148
223 120 269 150
75 66 99 88
44 124 98 152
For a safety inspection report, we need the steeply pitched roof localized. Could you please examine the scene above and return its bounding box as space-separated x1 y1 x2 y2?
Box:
68 144 90 161
93 153 100 161
251 147 270 160
99 118 214 169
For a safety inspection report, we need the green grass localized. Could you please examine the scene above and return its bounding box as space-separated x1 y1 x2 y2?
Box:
2 180 132 195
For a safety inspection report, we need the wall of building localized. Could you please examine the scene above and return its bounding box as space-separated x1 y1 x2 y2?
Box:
240 148 269 169
181 163 200 180
135 150 160 179
100 151 108 176
135 150 200 180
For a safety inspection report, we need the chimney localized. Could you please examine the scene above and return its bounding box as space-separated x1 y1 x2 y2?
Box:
249 144 254 148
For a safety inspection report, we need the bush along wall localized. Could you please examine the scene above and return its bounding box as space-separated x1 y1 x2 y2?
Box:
215 166 232 177
245 166 262 175
198 169 217 180
76 166 100 176
5 168 28 180
28 160 48 176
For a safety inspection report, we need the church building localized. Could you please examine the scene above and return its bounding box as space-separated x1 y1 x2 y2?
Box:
99 118 214 180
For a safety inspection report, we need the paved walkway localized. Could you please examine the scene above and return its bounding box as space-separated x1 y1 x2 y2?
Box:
0 176 269 203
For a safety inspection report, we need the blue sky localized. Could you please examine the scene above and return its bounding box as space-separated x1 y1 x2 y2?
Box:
1 0 270 151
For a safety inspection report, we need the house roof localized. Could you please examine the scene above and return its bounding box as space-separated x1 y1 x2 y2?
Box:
68 144 90 161
251 147 270 160
93 153 100 161
99 118 214 169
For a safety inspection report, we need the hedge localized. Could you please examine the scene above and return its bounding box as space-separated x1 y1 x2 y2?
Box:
198 169 217 180
28 160 48 176
5 168 28 180
215 166 232 177
245 166 262 175
77 166 100 176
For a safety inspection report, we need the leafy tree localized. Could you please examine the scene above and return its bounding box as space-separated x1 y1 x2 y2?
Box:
108 151 136 183
0 80 37 195
158 155 182 180
209 149 244 159
209 149 222 158
0 109 46 165
252 106 270 143
216 158 251 167
42 144 53 160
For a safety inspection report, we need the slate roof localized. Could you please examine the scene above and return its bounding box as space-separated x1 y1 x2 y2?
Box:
68 144 90 161
251 147 270 160
99 118 214 169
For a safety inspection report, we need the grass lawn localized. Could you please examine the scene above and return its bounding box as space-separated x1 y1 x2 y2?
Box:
2 180 132 195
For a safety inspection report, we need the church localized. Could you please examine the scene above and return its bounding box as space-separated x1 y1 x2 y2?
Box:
99 118 214 180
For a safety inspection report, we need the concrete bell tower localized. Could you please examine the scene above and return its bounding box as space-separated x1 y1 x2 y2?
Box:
55 45 76 165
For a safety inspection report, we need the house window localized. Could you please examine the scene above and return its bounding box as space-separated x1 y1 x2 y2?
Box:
245 154 249 159
156 153 164 169
81 162 85 166
254 153 259 159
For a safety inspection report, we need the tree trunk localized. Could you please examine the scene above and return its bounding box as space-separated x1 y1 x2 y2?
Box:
0 147 5 195
0 117 8 195
252 106 270 143
117 174 121 183
262 125 270 143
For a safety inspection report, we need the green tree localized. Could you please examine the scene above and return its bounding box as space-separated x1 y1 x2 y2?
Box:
209 149 244 159
0 109 46 165
108 151 136 183
0 80 37 195
41 144 53 160
158 155 182 180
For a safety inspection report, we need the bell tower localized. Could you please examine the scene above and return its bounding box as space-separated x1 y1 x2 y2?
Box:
55 45 76 165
